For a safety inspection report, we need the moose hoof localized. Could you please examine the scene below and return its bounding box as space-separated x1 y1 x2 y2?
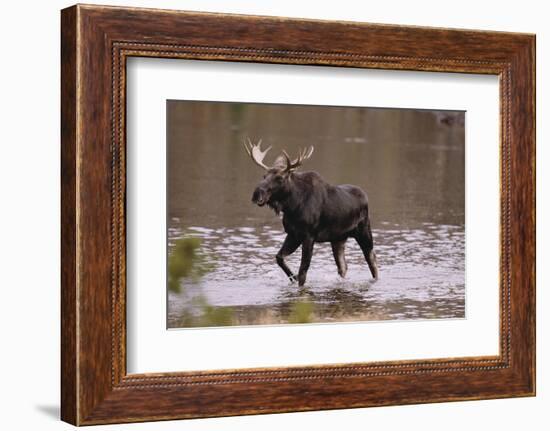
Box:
288 275 298 284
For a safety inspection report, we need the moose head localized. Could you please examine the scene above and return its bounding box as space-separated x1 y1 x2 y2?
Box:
243 138 314 208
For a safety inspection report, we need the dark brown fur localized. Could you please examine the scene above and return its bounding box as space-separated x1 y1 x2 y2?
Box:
252 168 378 285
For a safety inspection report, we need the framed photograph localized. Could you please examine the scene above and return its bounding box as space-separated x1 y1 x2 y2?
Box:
61 4 535 425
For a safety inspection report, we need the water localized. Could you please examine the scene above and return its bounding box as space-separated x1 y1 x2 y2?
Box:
167 101 465 328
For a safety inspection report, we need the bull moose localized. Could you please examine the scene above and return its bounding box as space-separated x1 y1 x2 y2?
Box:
244 139 378 286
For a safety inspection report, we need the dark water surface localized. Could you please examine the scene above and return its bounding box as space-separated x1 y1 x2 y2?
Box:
167 101 465 328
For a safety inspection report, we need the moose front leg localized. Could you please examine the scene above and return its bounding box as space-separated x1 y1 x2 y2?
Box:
298 237 314 286
276 235 302 283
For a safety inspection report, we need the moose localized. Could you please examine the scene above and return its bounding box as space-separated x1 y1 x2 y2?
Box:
244 139 378 286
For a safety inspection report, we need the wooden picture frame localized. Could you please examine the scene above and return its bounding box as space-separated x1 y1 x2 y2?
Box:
61 4 535 425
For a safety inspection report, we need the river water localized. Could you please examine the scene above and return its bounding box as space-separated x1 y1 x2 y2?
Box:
166 101 465 328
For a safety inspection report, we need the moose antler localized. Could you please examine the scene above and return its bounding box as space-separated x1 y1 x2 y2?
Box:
243 138 272 170
282 146 315 171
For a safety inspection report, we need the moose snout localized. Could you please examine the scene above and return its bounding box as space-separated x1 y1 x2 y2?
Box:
252 187 269 206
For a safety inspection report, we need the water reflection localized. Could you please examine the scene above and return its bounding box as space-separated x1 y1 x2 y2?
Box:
167 101 465 328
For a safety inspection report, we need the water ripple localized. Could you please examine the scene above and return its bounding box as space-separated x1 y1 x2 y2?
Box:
168 219 465 327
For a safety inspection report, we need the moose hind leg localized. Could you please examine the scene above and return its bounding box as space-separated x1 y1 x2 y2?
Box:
366 249 379 280
331 240 348 278
355 223 379 280
276 235 302 283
